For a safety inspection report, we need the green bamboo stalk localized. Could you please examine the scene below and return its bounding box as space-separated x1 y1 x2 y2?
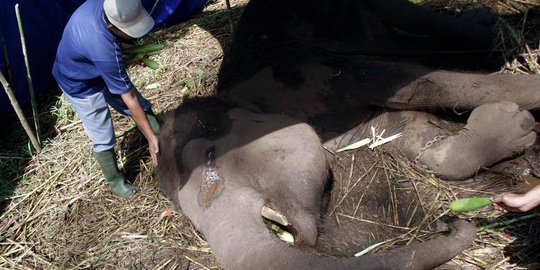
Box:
15 3 41 145
0 72 41 153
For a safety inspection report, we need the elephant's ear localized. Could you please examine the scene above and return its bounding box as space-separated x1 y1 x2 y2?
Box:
155 110 186 204
155 107 203 202
197 145 225 208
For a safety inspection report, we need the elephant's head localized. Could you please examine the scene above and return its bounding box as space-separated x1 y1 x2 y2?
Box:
155 98 477 270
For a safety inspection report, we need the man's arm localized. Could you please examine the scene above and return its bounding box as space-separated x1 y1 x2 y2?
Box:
121 87 159 166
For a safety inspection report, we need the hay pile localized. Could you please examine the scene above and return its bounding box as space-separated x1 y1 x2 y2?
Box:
1 0 539 269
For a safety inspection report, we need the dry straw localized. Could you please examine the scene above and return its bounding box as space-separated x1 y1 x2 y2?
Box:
1 0 539 269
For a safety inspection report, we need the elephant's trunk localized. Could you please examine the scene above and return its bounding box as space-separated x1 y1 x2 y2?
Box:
199 189 476 270
335 219 477 269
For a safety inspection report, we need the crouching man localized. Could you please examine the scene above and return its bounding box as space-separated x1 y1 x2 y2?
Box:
52 0 159 198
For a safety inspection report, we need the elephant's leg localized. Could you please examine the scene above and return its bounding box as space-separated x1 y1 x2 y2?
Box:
326 102 536 180
361 61 540 111
399 102 536 179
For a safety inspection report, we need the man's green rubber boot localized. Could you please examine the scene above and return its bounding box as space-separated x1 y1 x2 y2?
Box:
94 150 137 198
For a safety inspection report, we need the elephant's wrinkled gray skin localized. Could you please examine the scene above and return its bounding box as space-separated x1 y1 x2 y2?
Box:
157 0 539 269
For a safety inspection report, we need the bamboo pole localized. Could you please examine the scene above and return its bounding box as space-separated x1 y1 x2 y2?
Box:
15 3 41 145
224 0 234 34
0 72 41 152
150 0 161 14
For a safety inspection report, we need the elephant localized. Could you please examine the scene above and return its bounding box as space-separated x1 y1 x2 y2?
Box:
156 0 539 269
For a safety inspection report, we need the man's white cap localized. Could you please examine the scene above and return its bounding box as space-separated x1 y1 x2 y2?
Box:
104 0 155 38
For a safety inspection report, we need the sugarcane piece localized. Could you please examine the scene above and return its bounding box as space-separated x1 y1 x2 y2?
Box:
449 197 491 212
145 50 162 56
124 43 165 54
141 57 159 69
270 224 294 243
124 53 143 66
133 53 145 60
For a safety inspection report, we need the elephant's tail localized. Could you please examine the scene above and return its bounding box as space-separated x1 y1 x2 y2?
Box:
201 194 476 270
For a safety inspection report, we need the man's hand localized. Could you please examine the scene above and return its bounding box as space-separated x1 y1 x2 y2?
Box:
121 87 159 167
147 135 159 167
491 185 540 213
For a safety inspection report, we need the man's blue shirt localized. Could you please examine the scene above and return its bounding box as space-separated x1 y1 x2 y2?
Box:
52 0 133 98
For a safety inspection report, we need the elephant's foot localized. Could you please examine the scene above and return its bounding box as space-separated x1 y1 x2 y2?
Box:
418 101 536 179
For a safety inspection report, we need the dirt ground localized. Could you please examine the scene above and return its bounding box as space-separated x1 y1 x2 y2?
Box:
1 0 540 269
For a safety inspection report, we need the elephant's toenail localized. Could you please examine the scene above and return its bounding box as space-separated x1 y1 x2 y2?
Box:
519 111 536 130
